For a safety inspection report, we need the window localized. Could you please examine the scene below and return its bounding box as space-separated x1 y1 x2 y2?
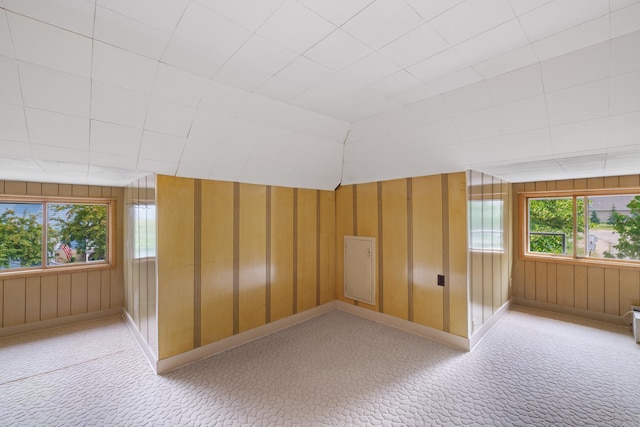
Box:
522 190 640 264
469 199 504 251
133 204 156 258
0 197 114 274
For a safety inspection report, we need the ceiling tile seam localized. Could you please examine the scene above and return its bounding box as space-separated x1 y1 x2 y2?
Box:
10 44 32 155
527 12 613 57
521 5 611 44
87 3 98 160
2 7 93 41
542 75 611 98
95 1 178 35
403 0 459 24
194 0 286 34
206 1 303 90
607 8 613 153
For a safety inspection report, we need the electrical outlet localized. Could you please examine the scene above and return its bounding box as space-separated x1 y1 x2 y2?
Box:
437 274 445 287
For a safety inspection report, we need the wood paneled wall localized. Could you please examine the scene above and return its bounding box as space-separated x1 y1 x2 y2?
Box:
0 180 124 330
468 171 512 334
335 172 469 338
156 175 336 360
124 175 157 356
512 175 640 315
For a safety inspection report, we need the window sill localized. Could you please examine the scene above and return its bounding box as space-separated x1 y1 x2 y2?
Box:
0 262 114 279
521 253 640 270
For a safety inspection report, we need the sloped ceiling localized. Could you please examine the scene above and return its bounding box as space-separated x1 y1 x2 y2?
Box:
0 0 639 189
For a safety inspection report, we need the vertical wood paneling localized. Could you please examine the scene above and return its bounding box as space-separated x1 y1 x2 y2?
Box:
556 264 574 307
587 267 605 312
504 181 512 303
87 271 101 312
270 187 294 321
26 182 41 195
111 187 125 308
482 250 492 322
604 176 619 188
297 189 317 313
512 184 525 299
573 178 587 190
587 177 604 189
524 261 536 300
71 271 88 315
72 185 89 197
1 181 124 332
604 268 620 315
41 275 58 321
412 175 444 329
535 262 547 302
238 183 266 333
335 186 353 303
57 273 71 316
58 184 72 197
556 180 574 190
492 179 502 312
200 180 235 344
469 172 482 327
619 175 640 187
381 179 408 320
619 270 640 312
512 175 640 320
574 266 588 309
319 191 335 305
355 183 379 311
547 263 557 304
42 183 59 196
4 278 25 326
25 277 40 323
448 172 468 337
101 270 111 310
89 186 102 198
470 251 483 326
5 181 26 195
157 175 194 359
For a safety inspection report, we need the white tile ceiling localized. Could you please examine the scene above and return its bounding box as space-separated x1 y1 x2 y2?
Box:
0 0 640 189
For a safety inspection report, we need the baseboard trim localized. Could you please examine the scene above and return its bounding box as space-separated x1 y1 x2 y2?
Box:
469 299 512 350
334 301 470 351
122 309 159 374
156 302 336 375
512 298 631 326
0 308 122 338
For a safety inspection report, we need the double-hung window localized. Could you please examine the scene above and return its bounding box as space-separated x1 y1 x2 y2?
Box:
0 196 115 275
522 190 640 265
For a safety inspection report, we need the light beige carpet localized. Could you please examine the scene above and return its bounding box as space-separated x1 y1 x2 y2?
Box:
1 306 639 426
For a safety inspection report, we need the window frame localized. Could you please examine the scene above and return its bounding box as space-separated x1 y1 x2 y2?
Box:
519 188 640 268
0 195 116 278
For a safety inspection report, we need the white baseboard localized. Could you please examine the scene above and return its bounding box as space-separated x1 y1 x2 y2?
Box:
512 298 631 326
122 309 159 374
334 301 470 351
469 299 512 350
0 308 122 338
156 302 337 375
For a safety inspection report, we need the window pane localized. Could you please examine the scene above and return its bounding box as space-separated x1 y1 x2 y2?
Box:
575 197 586 257
47 204 108 265
469 200 503 251
587 195 640 261
528 197 573 255
134 205 156 258
0 203 43 269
